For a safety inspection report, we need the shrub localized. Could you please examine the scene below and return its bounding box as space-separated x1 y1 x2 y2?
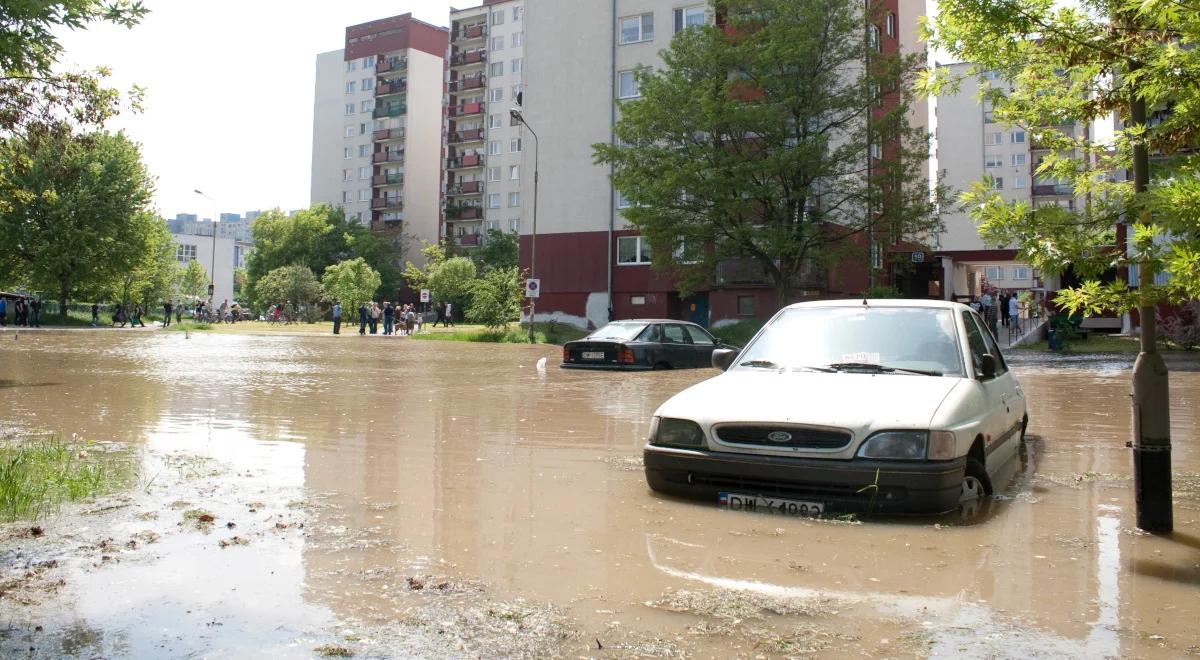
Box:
1158 300 1200 351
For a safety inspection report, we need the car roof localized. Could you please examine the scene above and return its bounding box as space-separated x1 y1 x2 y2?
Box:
782 298 973 312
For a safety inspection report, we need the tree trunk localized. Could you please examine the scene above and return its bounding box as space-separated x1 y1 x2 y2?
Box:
59 278 70 324
1129 87 1172 533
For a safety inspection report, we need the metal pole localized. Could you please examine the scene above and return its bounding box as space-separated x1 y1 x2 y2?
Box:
513 110 539 343
1128 82 1172 533
194 189 218 313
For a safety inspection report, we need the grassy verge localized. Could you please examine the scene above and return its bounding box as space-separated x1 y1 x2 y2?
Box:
710 319 764 348
0 433 134 522
411 322 588 345
1014 334 1191 353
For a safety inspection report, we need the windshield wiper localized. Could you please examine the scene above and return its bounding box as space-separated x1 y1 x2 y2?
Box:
739 359 781 369
825 362 942 377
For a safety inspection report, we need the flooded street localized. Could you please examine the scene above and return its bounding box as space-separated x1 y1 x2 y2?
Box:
1 332 1198 658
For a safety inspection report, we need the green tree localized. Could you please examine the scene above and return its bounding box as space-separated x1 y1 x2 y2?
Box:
0 1 147 134
466 266 523 329
426 256 477 312
114 213 174 313
321 257 381 313
593 0 941 305
245 204 400 303
174 258 209 302
255 264 322 315
400 240 448 292
0 125 156 321
924 0 1197 532
473 229 519 271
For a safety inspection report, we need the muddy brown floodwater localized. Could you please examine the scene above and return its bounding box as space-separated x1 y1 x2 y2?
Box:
0 332 1197 658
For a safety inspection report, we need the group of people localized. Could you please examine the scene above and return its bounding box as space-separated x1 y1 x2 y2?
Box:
0 296 41 327
330 300 449 336
970 290 1025 338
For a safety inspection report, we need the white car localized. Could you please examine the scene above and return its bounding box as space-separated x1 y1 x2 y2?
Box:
643 299 1028 515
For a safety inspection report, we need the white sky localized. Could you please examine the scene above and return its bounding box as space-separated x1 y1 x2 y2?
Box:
55 0 458 220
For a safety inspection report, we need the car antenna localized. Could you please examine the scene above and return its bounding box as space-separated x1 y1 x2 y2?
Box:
862 297 869 307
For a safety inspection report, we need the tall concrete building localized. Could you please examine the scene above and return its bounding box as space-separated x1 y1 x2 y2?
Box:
932 61 1075 302
311 14 449 260
443 0 526 249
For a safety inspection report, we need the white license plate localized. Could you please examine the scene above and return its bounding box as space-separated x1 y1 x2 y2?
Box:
581 351 605 360
719 492 823 516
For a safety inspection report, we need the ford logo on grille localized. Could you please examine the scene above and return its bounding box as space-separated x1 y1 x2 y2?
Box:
766 431 793 443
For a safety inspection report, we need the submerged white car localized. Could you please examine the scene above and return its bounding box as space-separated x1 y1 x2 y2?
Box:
643 299 1028 514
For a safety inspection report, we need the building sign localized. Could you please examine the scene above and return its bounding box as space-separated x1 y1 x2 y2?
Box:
525 279 540 298
911 250 926 264
419 289 430 303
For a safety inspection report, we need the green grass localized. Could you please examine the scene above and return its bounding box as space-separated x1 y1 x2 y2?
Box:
1014 334 1190 353
710 319 765 348
166 320 213 332
411 322 588 345
0 433 134 522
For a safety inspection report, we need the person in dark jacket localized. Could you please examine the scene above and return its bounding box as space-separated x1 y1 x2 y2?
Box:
358 302 368 335
91 303 99 327
162 301 173 327
383 302 394 335
29 298 41 327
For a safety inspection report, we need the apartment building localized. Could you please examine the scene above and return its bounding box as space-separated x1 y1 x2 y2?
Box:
518 0 910 329
443 0 526 249
311 14 448 260
933 61 1072 301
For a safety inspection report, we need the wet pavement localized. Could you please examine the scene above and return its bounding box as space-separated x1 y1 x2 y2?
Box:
0 332 1197 658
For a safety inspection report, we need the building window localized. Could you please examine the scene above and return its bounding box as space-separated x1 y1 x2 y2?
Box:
987 132 1003 145
175 244 197 262
512 83 522 99
358 144 370 157
618 70 640 99
870 143 882 159
360 123 368 134
513 6 522 21
868 25 880 51
512 58 523 74
1012 153 1027 166
1012 130 1026 143
344 103 355 116
510 138 522 152
358 189 370 201
617 235 652 264
508 192 521 207
509 218 520 231
359 166 371 179
983 69 1001 81
991 176 1004 190
490 61 504 77
619 13 654 44
362 77 374 91
363 57 374 69
492 10 504 25
488 140 501 155
346 60 357 72
737 295 756 317
1014 175 1027 189
488 193 501 208
343 147 352 159
1013 266 1030 280
343 169 353 181
509 165 520 180
984 265 1004 280
491 35 505 50
342 191 352 203
344 126 354 137
487 166 501 182
985 154 1002 168
490 87 504 102
674 6 706 32
361 100 374 113
345 81 356 94
512 32 523 47
487 113 502 129
631 295 646 305
617 190 635 209
886 12 895 37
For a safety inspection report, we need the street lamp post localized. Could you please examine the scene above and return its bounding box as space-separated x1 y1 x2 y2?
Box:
510 108 539 343
193 189 218 312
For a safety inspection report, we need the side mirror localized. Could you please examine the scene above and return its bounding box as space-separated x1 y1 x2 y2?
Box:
712 348 738 371
980 354 997 379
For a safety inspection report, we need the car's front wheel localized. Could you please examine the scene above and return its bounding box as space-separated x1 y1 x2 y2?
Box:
960 457 992 503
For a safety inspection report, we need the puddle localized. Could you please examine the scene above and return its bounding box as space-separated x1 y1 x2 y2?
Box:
0 332 1197 657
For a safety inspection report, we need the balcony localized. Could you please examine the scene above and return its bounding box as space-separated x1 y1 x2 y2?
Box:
448 75 486 93
371 197 404 211
456 233 482 247
376 57 408 74
450 50 486 66
375 80 407 97
372 173 404 186
448 101 484 117
373 103 407 119
448 128 484 144
372 128 406 142
373 149 404 164
447 153 483 169
1031 184 1073 196
446 206 482 220
452 23 486 41
447 180 482 195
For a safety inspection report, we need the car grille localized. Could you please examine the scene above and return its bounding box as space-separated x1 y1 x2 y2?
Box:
714 425 851 450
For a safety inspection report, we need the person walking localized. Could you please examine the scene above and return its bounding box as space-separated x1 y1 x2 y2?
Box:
369 302 381 334
0 296 7 327
163 301 173 327
175 302 182 324
332 300 342 335
91 303 99 327
434 303 445 328
29 298 41 327
14 297 25 326
407 305 418 335
358 302 368 335
444 302 454 327
132 304 146 327
383 302 394 336
1009 294 1020 333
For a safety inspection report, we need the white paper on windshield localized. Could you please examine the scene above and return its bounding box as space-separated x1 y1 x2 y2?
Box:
841 351 881 364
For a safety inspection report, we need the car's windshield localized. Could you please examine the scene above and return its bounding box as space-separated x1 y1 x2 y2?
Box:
587 322 648 341
735 306 965 377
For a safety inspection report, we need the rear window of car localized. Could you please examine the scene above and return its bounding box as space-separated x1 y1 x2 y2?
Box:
587 322 647 341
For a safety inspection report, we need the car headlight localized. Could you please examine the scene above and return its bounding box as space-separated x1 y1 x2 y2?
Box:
857 431 927 460
651 417 705 448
